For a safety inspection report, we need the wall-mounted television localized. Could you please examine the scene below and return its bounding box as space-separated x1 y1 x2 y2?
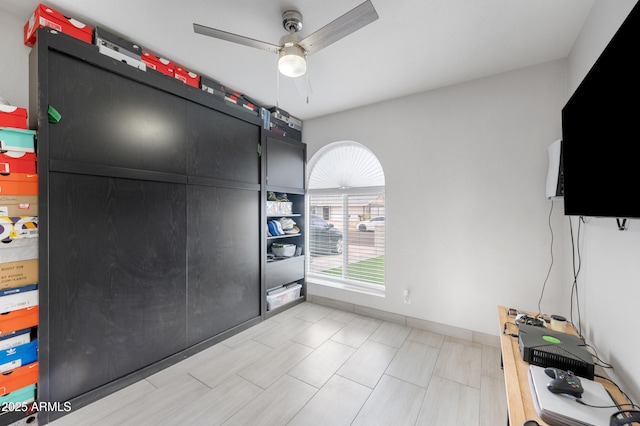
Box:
562 2 640 219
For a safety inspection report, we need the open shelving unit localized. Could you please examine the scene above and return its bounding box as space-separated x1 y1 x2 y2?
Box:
262 134 306 318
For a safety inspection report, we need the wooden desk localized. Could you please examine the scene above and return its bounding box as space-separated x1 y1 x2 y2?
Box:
497 305 629 426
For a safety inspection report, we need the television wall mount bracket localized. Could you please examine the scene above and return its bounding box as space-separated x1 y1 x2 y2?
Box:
616 218 628 231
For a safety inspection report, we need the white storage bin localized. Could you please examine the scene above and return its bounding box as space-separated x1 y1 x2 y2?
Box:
266 283 302 311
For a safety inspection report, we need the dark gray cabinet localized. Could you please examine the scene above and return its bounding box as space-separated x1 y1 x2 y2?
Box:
186 101 260 184
265 135 305 190
31 29 267 421
46 49 188 174
47 173 188 403
186 184 260 346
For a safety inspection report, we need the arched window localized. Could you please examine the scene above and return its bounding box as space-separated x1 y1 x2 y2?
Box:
307 141 385 292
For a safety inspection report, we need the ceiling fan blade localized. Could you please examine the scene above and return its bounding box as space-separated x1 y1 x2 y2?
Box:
298 0 379 54
193 23 280 54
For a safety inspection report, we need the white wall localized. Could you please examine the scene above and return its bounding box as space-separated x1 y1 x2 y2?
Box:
0 11 31 109
304 59 569 337
565 0 640 404
305 0 640 404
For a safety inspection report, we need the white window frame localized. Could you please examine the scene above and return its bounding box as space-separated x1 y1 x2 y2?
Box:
306 142 385 296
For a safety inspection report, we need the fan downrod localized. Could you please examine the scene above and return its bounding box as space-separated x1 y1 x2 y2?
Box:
282 10 303 33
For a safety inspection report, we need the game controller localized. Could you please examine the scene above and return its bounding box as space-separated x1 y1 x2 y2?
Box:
545 367 584 398
516 313 546 327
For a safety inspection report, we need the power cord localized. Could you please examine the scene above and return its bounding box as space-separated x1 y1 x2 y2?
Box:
502 322 518 338
575 399 640 410
569 216 584 338
583 343 613 369
594 374 640 411
537 200 555 315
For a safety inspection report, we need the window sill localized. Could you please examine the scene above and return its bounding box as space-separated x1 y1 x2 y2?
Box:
307 274 385 298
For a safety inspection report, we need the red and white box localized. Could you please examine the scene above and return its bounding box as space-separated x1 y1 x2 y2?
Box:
0 106 27 130
24 4 93 47
0 152 37 176
174 66 200 88
141 51 175 77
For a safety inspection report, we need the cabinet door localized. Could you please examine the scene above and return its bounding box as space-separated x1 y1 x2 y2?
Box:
47 173 187 403
266 136 305 189
186 185 260 346
186 102 260 184
47 50 187 174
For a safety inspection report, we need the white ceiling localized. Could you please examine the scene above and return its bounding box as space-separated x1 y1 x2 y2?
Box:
1 0 594 120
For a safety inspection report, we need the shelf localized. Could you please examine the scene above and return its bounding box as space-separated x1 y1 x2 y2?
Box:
267 233 301 240
266 254 304 265
267 213 301 218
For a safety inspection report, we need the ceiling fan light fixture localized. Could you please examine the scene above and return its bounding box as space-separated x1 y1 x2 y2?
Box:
278 44 307 77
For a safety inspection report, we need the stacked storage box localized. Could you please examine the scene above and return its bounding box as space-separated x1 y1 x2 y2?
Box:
266 283 302 311
94 26 146 71
201 77 260 117
0 104 39 421
24 3 92 47
265 107 303 141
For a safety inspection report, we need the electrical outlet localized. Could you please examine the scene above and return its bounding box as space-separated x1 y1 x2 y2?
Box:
404 289 410 304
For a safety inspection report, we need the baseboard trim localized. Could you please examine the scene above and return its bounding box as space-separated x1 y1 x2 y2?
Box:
307 294 500 348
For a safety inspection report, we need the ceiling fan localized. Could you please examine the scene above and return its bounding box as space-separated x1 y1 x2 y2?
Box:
193 0 379 80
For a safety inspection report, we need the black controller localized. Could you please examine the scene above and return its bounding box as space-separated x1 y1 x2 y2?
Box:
545 367 584 398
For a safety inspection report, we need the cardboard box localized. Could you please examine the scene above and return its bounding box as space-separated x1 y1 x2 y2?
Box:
0 260 38 291
0 383 36 405
174 66 200 88
267 106 302 130
268 119 289 138
141 51 175 77
0 217 38 243
0 329 31 351
0 340 37 373
0 174 38 196
201 76 226 100
0 152 37 175
270 116 301 141
240 96 260 116
95 26 146 71
24 3 93 47
0 128 36 153
0 196 38 217
0 362 38 397
0 106 28 130
0 285 38 314
0 307 38 337
224 93 259 117
0 239 38 264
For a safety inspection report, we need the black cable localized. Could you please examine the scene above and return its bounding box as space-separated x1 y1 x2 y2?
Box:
537 200 554 315
575 399 640 410
569 217 584 338
502 322 519 338
594 374 640 410
583 343 613 369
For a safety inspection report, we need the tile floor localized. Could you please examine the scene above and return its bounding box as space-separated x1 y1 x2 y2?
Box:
49 302 507 426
